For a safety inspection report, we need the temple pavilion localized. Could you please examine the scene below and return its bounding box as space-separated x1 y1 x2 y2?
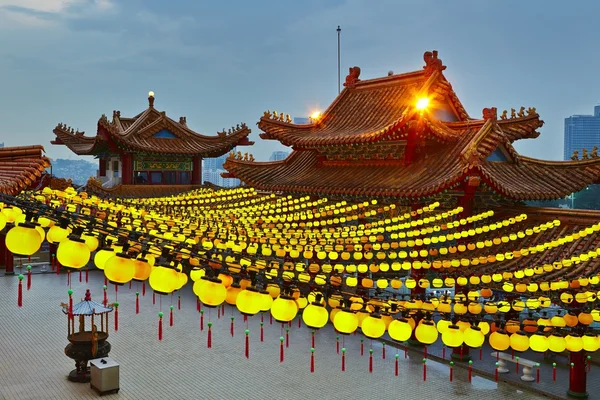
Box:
52 92 253 197
223 51 600 214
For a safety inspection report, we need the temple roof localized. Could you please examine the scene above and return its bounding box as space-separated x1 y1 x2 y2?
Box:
52 95 253 157
0 145 50 195
84 178 206 198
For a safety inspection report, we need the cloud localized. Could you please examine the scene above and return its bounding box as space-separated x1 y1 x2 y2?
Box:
0 0 114 28
0 0 80 13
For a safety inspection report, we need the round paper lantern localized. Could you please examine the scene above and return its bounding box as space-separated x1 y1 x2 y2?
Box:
236 287 262 315
56 237 90 269
333 309 359 335
579 311 593 325
565 334 584 352
357 310 370 327
149 266 177 295
477 321 490 335
489 330 510 351
464 326 485 348
218 274 233 289
133 257 152 281
361 315 386 339
259 290 274 312
583 333 599 352
436 319 451 334
509 331 529 352
94 248 115 270
6 224 41 256
564 313 579 327
467 302 482 315
442 325 464 348
549 333 566 353
194 277 226 307
81 233 99 252
529 333 549 353
104 253 135 285
551 314 566 327
415 320 438 345
296 296 308 310
388 318 412 342
190 267 205 282
46 225 69 244
271 295 298 323
225 283 242 306
302 303 328 329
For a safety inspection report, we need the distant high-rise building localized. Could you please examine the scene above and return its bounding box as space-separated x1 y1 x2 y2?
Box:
269 151 289 161
0 143 4 148
564 106 600 160
203 152 240 187
294 117 310 125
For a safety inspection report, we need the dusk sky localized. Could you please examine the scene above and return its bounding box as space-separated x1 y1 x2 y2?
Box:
1 0 599 163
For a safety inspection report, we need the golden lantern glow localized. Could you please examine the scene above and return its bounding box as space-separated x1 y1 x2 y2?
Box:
551 314 567 327
529 333 549 353
81 233 99 252
149 266 177 295
94 248 115 270
467 302 482 315
464 326 485 348
236 287 263 315
388 318 412 342
218 274 233 289
489 330 510 351
302 303 328 329
548 333 566 353
271 295 298 323
583 333 599 352
46 225 69 244
442 325 463 348
415 320 438 345
225 283 242 305
579 311 593 325
104 253 136 285
565 334 584 352
361 315 386 339
509 331 529 352
194 277 227 307
564 313 579 327
6 224 42 256
478 321 491 335
190 267 205 282
333 309 359 335
56 237 90 269
259 290 274 312
436 319 451 334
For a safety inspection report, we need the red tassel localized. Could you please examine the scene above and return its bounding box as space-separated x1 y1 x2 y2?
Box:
222 303 225 315
231 316 235 337
468 361 473 383
197 298 200 312
286 328 289 348
310 348 315 373
516 356 520 373
178 295 181 310
270 313 273 325
208 322 212 348
423 359 427 381
382 342 386 360
495 362 499 382
369 349 373 373
260 322 264 342
200 310 204 331
69 293 73 320
450 362 454 382
395 354 399 376
342 348 346 371
136 293 139 314
553 363 556 381
244 314 247 323
245 329 249 359
79 270 82 283
114 304 119 331
103 286 107 307
280 337 284 363
85 267 88 283
27 267 31 290
17 276 23 307
158 313 163 341
170 306 174 327
536 365 540 383
67 270 70 286
142 282 146 296
218 306 221 319
360 339 364 356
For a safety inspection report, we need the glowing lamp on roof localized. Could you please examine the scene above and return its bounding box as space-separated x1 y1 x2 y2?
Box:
310 111 321 121
416 97 429 111
148 91 155 97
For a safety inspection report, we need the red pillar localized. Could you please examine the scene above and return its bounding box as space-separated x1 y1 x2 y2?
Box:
2 235 14 275
191 156 202 185
121 153 133 185
403 120 421 167
568 351 588 398
99 158 107 177
0 234 6 269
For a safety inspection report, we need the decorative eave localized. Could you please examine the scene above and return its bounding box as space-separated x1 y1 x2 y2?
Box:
0 145 51 195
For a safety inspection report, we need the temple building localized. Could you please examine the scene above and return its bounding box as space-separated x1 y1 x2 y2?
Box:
0 145 50 195
224 51 600 213
52 92 252 196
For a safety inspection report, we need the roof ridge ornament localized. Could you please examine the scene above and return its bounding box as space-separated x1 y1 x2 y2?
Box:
423 50 446 76
482 107 497 121
343 66 361 88
148 91 155 108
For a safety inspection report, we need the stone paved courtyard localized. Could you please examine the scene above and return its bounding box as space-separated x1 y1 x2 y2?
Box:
0 270 546 400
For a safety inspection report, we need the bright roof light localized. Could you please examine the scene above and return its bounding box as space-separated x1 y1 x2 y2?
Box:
148 91 155 97
416 97 429 110
310 111 322 120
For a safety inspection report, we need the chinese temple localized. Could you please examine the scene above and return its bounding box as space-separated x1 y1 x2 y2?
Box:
52 92 253 197
223 51 600 214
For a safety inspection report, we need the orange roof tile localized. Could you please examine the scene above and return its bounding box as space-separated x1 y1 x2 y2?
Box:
0 145 50 195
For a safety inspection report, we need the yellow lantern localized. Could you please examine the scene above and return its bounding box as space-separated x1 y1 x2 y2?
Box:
133 257 152 281
415 320 438 345
529 333 549 353
194 277 227 307
149 266 177 295
551 314 567 327
442 325 464 348
56 237 90 269
236 287 262 315
564 313 579 327
333 309 359 335
361 315 386 339
94 247 115 270
489 330 510 351
47 225 70 244
436 319 451 334
467 302 482 315
271 295 298 323
6 224 41 256
583 333 599 352
509 331 529 352
549 333 567 353
302 303 328 329
477 321 491 335
225 283 242 305
579 311 593 325
388 318 412 342
266 283 281 299
190 267 206 282
464 326 485 348
104 253 136 285
259 290 274 312
565 334 584 352
81 233 99 252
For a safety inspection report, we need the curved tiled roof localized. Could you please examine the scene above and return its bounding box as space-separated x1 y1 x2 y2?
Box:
52 101 253 157
0 145 50 195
